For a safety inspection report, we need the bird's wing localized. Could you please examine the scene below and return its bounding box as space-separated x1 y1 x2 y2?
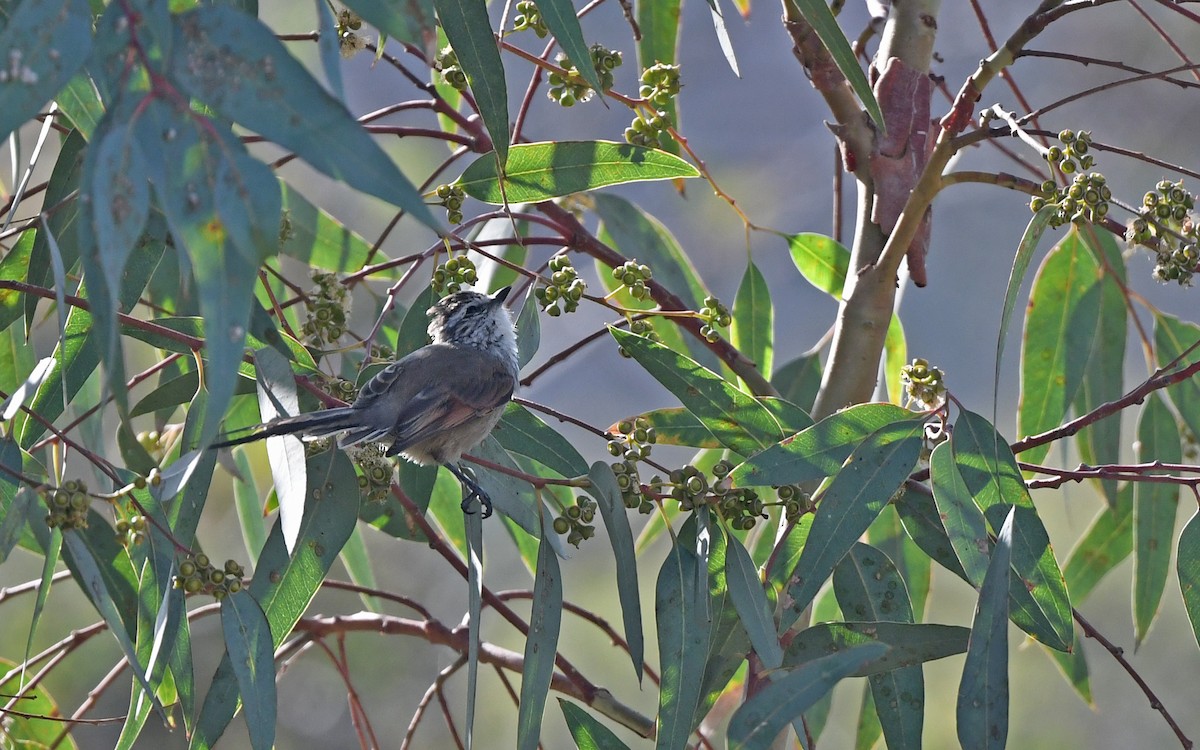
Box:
387 354 515 454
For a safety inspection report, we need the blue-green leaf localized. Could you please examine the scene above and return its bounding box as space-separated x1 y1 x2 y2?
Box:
534 0 603 94
1133 394 1180 646
557 699 632 750
1063 484 1132 604
655 516 711 750
725 534 783 669
787 0 884 134
169 6 436 228
0 0 92 142
732 260 773 389
343 0 436 47
497 402 588 478
517 528 563 750
994 205 1055 405
780 417 925 631
1178 509 1200 650
929 441 989 586
728 642 888 750
1155 313 1200 443
956 507 1015 750
784 621 968 676
587 461 643 683
221 593 276 750
434 0 509 164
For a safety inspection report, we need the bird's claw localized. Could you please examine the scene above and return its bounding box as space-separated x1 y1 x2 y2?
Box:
460 490 493 518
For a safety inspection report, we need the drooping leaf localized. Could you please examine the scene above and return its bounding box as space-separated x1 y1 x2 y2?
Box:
787 233 850 299
784 621 969 676
882 313 907 405
517 528 563 750
731 260 773 390
611 327 783 456
691 517 752 728
787 0 885 134
278 181 373 272
1063 484 1132 604
1018 228 1101 465
626 407 720 449
1154 313 1200 442
725 534 783 669
220 593 277 750
994 205 1055 406
168 5 437 227
434 0 510 165
952 409 1073 652
957 507 1016 750
497 402 589 478
866 506 931 620
703 0 740 75
1179 508 1200 650
587 461 644 683
457 141 699 204
729 402 912 488
533 0 604 94
252 347 308 553
557 699 632 750
772 353 823 414
780 416 925 630
343 0 436 48
929 441 989 586
727 642 889 750
1132 394 1180 646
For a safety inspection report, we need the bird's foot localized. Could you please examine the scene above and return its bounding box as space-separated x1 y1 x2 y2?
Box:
446 463 493 518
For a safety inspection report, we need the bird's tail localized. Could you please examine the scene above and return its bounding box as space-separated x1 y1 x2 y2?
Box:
210 407 359 449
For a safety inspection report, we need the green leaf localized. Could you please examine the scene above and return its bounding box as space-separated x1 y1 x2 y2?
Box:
929 441 989 586
634 0 680 155
57 73 105 138
893 485 969 582
787 0 885 135
220 593 276 750
587 461 643 683
951 409 1073 652
787 233 849 299
557 699 632 750
517 529 563 750
612 327 782 456
655 515 712 750
784 621 968 676
191 450 358 749
728 642 889 750
1154 313 1200 441
496 402 588 478
956 507 1015 750
0 487 36 565
832 544 922 750
866 506 931 619
232 449 269 560
781 417 925 630
628 407 721 449
758 396 813 435
1044 630 1093 708
343 0 435 47
0 0 92 142
1018 228 1102 465
771 353 823 413
1072 228 1127 506
1063 484 1132 604
1178 508 1200 650
169 6 436 228
457 141 699 204
434 0 510 164
729 403 912 488
0 657 79 749
994 205 1055 404
534 0 604 94
1133 394 1180 646
693 518 753 728
279 181 373 272
464 506 484 747
732 260 773 389
703 0 740 75
882 313 907 405
726 534 783 669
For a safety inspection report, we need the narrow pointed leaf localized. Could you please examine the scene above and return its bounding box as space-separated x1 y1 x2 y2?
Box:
1178 509 1200 649
1133 394 1180 645
278 181 373 272
434 0 510 164
730 403 912 488
728 642 888 750
587 461 643 682
731 260 773 388
221 594 276 750
929 441 989 586
558 699 632 750
0 357 54 420
784 621 968 676
883 314 907 405
457 141 698 204
342 0 436 47
534 0 604 93
781 417 926 630
725 534 783 669
957 507 1015 750
497 402 588 478
703 0 740 75
655 516 711 750
1063 484 1132 604
1018 229 1101 465
994 205 1055 403
0 0 92 142
464 506 484 749
625 407 720 449
1154 313 1200 441
611 327 782 456
517 529 563 750
252 347 307 553
787 0 884 134
169 6 436 227
952 409 1072 652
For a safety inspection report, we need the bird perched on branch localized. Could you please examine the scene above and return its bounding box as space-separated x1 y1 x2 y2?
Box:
213 286 519 517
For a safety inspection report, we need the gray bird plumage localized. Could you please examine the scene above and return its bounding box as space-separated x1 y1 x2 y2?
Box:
212 285 519 516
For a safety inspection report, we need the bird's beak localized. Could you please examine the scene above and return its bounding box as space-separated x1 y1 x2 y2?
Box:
491 285 512 303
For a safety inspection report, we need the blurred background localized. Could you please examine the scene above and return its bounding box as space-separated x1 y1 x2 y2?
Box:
1 0 1198 747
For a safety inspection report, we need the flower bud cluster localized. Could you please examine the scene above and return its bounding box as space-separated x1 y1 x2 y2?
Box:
433 254 479 296
115 514 147 547
698 296 731 343
1128 180 1198 286
708 460 768 530
434 184 466 226
173 554 245 600
610 417 656 512
512 0 548 37
337 8 368 59
535 253 585 316
612 260 652 300
625 64 681 148
1030 131 1111 229
901 358 947 410
618 318 662 358
548 45 621 107
43 478 90 530
302 272 349 346
353 443 394 503
553 496 596 547
436 46 468 91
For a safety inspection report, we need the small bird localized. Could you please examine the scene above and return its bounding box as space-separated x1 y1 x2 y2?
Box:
213 285 519 517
